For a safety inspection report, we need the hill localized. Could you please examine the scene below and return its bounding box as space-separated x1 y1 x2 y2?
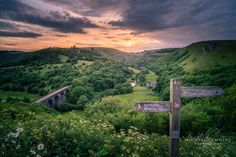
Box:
0 50 27 64
179 40 236 71
82 47 131 62
0 47 133 67
134 40 236 72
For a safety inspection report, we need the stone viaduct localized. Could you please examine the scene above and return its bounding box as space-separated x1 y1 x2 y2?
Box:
35 86 69 108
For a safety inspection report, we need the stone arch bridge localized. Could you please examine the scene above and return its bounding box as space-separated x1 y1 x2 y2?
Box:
35 86 69 108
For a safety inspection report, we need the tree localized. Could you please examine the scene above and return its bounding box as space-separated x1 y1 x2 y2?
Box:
114 84 123 94
76 95 89 109
68 86 93 104
39 89 48 96
2 85 10 91
23 97 31 103
78 95 88 104
27 86 39 94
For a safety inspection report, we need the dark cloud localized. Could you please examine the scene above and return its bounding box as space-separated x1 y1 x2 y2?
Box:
4 43 17 46
44 0 236 39
108 0 236 36
55 34 67 37
0 21 18 30
0 20 41 38
0 31 42 38
109 0 173 31
44 0 125 17
0 0 99 33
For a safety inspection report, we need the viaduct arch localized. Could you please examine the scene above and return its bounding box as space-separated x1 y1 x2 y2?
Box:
35 86 69 108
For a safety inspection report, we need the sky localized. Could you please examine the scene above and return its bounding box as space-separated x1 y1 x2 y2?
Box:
0 0 235 52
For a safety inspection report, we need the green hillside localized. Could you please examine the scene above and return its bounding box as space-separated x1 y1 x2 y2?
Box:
0 48 102 67
0 47 132 68
82 47 131 62
0 51 27 64
179 40 236 71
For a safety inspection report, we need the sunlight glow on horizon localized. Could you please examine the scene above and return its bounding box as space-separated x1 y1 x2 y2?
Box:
0 0 235 52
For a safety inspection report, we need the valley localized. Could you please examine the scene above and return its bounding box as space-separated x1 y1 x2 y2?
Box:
0 40 236 157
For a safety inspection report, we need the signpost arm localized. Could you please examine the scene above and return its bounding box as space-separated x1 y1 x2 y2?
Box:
169 78 181 157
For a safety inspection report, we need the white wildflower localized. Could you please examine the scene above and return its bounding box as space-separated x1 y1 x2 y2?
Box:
37 143 44 150
7 133 15 138
36 154 41 157
30 150 36 155
16 128 24 133
16 144 20 149
13 132 20 138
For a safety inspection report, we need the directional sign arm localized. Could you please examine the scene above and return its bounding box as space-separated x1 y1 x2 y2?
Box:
132 101 170 112
181 86 224 97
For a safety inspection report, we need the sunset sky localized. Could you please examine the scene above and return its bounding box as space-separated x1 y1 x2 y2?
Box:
0 0 235 52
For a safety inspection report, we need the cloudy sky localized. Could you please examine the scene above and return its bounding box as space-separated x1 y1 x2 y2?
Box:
0 0 235 52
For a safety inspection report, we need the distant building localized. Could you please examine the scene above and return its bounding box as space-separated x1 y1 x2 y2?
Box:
71 45 77 49
130 80 137 87
146 81 157 88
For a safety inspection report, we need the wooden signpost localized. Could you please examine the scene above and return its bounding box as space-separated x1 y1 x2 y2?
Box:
131 78 224 157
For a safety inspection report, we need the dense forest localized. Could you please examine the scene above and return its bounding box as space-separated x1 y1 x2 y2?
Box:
0 40 236 157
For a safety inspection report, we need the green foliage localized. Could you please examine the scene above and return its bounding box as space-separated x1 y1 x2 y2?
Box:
136 69 149 86
64 60 133 110
1 103 235 157
0 59 133 111
85 97 123 116
77 95 89 109
0 51 27 65
68 86 93 104
0 41 236 156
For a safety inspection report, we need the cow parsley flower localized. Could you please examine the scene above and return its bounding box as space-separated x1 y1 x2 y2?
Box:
30 150 36 155
7 133 15 138
16 144 20 149
13 132 20 138
37 143 44 150
16 128 24 133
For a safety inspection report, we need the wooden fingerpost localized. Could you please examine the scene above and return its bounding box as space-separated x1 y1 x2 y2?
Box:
131 78 223 157
169 78 181 157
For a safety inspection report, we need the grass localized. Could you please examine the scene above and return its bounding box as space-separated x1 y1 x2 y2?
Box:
112 85 159 106
58 54 68 63
0 91 39 101
76 60 93 66
113 68 159 106
146 70 158 81
129 67 140 74
180 41 236 72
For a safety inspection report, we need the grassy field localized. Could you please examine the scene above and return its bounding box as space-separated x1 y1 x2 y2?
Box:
112 85 159 106
0 91 39 101
113 67 159 106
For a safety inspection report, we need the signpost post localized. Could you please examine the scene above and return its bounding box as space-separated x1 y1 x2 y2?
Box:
131 78 224 157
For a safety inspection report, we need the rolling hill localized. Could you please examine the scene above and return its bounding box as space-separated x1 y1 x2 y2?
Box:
0 47 133 67
179 40 236 71
133 40 236 72
1 40 236 72
0 50 27 64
